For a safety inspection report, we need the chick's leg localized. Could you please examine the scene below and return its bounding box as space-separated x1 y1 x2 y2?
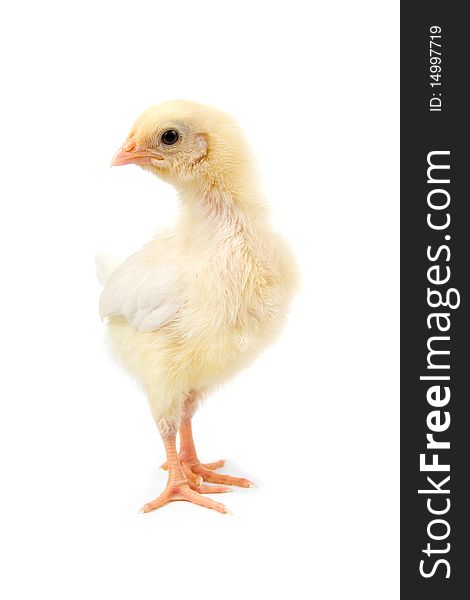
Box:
161 394 255 488
179 415 255 488
160 393 225 477
167 393 255 488
140 432 231 515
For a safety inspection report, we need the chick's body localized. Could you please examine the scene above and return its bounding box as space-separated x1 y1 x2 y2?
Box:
99 100 297 513
103 209 295 432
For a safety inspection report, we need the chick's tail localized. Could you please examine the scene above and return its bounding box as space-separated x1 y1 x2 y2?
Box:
95 252 121 286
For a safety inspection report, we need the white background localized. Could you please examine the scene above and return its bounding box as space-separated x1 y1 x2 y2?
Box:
0 1 399 598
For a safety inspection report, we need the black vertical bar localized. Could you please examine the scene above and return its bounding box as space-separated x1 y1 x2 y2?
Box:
401 2 469 598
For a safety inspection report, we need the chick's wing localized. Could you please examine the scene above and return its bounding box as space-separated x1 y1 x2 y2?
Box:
99 245 185 333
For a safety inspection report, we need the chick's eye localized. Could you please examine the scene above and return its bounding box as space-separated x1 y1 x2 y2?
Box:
161 129 179 145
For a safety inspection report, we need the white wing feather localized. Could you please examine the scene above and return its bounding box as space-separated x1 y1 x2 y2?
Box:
95 253 121 286
99 250 184 333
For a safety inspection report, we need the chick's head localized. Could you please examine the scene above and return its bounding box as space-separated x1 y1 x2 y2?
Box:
111 100 253 189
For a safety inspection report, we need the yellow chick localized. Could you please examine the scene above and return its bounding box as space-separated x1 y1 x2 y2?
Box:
98 100 298 514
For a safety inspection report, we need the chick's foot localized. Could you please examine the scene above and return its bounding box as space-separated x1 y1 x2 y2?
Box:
161 457 225 472
162 412 257 488
160 456 225 484
140 480 232 515
192 461 256 488
161 456 255 488
147 432 232 514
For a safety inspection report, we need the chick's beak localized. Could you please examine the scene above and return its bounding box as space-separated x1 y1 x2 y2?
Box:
111 139 160 167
